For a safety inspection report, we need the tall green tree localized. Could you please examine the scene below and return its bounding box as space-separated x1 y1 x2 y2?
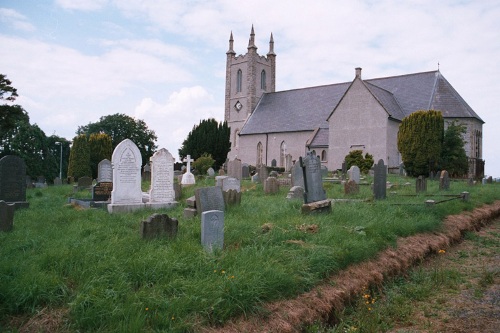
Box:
441 121 469 177
77 113 157 167
178 118 230 169
67 134 92 179
0 74 18 102
397 110 444 177
89 133 112 179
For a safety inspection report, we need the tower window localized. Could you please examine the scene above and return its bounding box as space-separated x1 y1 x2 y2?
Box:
261 70 266 90
237 69 242 93
257 142 263 166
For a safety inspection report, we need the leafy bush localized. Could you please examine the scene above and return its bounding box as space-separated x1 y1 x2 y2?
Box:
345 150 374 174
192 153 215 175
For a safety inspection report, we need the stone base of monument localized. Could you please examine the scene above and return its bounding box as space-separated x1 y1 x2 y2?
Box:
301 199 332 214
184 207 197 218
68 198 108 209
145 202 178 210
107 203 145 213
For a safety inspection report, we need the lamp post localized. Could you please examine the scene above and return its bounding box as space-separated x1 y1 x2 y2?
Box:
55 142 62 179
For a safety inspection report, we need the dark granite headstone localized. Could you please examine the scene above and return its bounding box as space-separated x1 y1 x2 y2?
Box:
92 182 113 201
439 170 450 190
0 155 28 209
140 213 178 240
416 176 427 193
299 152 326 203
373 159 387 200
201 210 224 252
195 186 225 215
242 164 250 178
0 200 15 232
271 159 277 167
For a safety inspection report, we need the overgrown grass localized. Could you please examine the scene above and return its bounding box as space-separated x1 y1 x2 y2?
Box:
0 176 498 332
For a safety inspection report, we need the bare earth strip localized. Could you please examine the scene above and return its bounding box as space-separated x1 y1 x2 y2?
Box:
202 201 500 333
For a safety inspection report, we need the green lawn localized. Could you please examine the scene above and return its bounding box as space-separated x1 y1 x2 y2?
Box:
0 176 498 332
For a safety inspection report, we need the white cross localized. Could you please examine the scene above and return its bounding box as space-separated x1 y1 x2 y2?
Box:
183 155 194 173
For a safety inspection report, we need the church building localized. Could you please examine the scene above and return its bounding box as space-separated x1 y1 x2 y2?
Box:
225 27 484 176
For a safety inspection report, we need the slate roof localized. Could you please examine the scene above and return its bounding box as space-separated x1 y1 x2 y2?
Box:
307 128 329 147
239 70 483 136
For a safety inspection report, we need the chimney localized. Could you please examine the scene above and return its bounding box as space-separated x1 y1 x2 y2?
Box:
355 67 362 79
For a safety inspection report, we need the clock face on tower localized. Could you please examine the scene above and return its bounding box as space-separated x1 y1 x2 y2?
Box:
234 101 242 111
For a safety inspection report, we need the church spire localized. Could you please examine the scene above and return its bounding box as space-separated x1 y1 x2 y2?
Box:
227 31 235 55
247 25 257 51
267 32 275 56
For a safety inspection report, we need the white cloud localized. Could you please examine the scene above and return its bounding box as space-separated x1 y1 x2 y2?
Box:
0 8 35 32
56 0 109 11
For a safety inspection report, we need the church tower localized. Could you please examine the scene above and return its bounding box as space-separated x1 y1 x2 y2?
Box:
225 26 276 154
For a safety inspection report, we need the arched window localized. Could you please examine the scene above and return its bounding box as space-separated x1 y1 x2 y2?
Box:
280 141 286 167
257 142 263 166
237 69 242 93
321 150 327 162
261 70 267 90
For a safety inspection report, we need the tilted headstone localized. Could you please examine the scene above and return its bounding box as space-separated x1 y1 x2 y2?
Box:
201 210 224 252
0 155 29 209
108 139 144 213
439 170 450 190
291 162 304 188
416 176 427 193
147 148 177 209
347 165 360 184
373 159 387 200
207 167 215 177
241 164 250 178
264 177 279 194
195 186 225 215
140 213 178 240
97 159 113 182
92 182 113 201
181 155 195 185
0 200 15 232
286 185 304 200
227 158 242 180
299 152 326 203
344 179 359 195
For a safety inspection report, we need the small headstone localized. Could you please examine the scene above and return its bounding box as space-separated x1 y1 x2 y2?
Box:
183 195 197 218
215 175 229 187
321 165 328 178
439 170 450 190
291 162 304 188
251 173 260 183
142 163 151 182
222 189 241 206
201 210 224 252
195 186 225 215
264 177 279 194
344 179 359 195
285 154 293 172
147 148 177 209
227 158 242 180
416 176 427 193
53 177 62 186
347 165 360 184
207 167 215 177
257 165 269 183
299 152 326 203
242 164 250 178
108 139 145 213
373 159 387 200
467 177 474 186
0 200 15 232
222 177 241 193
140 213 178 240
0 155 29 209
181 155 195 185
271 159 277 167
399 163 405 176
269 170 278 178
97 159 113 182
92 182 113 201
174 183 182 201
286 186 304 200
341 161 347 180
77 176 92 189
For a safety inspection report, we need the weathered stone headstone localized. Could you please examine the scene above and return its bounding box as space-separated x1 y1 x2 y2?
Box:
285 154 293 172
291 162 304 188
264 177 279 194
416 176 427 193
142 163 151 182
181 155 195 185
223 189 241 206
344 179 359 195
341 160 347 180
77 176 92 190
97 159 113 183
207 167 215 177
299 152 326 203
92 182 113 201
321 165 328 178
147 148 177 209
251 173 259 183
0 200 15 232
215 175 229 187
53 177 62 186
201 210 224 252
183 195 197 218
242 164 250 178
286 186 304 200
0 155 29 209
271 159 277 167
140 213 178 240
347 165 360 184
439 170 450 190
195 186 225 215
257 165 269 183
227 158 242 180
108 139 144 213
399 163 405 176
222 177 241 193
373 159 387 200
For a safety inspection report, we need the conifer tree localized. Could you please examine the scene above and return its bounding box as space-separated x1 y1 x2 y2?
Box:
441 121 469 177
89 133 113 179
67 134 91 179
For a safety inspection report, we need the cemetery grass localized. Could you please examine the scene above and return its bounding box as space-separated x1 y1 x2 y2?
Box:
0 177 498 332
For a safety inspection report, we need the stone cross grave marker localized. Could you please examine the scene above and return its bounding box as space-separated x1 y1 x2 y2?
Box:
347 165 360 184
195 186 225 215
0 155 29 209
140 213 178 240
201 210 224 252
98 159 113 183
227 158 242 180
299 152 326 203
439 170 450 190
108 139 144 213
147 148 177 209
373 159 387 200
181 155 195 185
0 200 15 232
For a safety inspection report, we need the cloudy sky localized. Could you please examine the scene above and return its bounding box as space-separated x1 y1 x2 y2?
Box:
1 0 499 176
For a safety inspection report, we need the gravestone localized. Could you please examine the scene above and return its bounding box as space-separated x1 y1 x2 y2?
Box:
53 177 62 186
215 175 229 187
341 161 347 180
399 163 405 176
108 139 145 213
285 154 293 172
222 177 241 193
242 164 250 178
373 159 387 200
251 173 259 183
142 163 151 182
92 182 113 201
321 165 328 178
201 210 224 252
299 152 326 203
271 159 277 167
147 148 177 209
0 155 29 209
286 185 304 200
344 179 359 195
347 165 360 184
0 200 15 232
181 155 195 185
183 195 197 218
77 176 92 190
97 159 113 182
439 170 450 190
416 176 427 193
140 213 178 240
487 176 493 184
207 167 215 177
227 158 242 180
291 162 304 188
257 165 269 183
264 177 279 194
195 186 225 215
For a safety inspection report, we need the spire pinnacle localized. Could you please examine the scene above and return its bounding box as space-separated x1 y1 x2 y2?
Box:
227 31 235 55
248 24 257 50
267 32 275 56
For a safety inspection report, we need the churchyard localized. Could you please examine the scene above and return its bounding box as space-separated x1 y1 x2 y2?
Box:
0 152 499 332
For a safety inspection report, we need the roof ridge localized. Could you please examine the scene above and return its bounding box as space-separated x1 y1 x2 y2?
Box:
366 70 438 82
